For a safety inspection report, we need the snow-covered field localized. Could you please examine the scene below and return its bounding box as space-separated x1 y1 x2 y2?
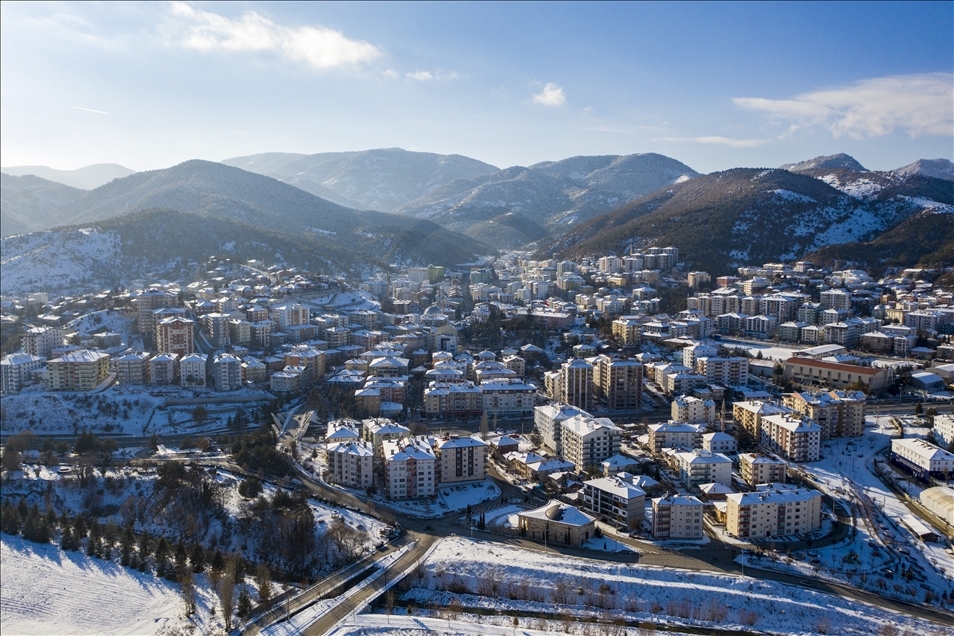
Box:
0 385 274 436
1 534 198 636
394 537 944 635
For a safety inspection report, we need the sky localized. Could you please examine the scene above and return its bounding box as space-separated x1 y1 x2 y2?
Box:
1 2 952 174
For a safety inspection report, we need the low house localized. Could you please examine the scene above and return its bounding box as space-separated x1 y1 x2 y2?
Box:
518 500 596 547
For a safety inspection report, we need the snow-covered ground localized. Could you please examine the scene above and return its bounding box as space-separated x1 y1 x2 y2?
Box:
366 480 500 519
769 415 954 605
392 536 940 635
1 534 204 636
0 385 274 436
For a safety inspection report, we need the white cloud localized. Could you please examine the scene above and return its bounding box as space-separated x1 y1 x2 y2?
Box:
382 69 400 80
734 73 953 139
67 105 110 115
532 83 566 106
406 70 458 82
656 136 768 148
168 2 382 70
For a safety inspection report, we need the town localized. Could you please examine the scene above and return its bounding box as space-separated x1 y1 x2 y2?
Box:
2 245 953 636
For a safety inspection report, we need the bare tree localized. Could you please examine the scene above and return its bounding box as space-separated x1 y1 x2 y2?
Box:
219 566 236 631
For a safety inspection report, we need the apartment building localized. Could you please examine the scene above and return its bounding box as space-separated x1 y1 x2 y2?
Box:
20 326 65 359
701 432 737 455
213 353 242 391
327 440 374 489
559 357 593 410
739 453 787 486
382 437 436 499
149 352 179 385
760 414 821 462
671 395 716 425
561 414 623 470
424 381 483 418
675 449 733 487
580 472 646 529
647 421 703 454
733 400 792 440
179 353 208 388
47 349 110 391
783 390 865 439
592 355 643 411
534 403 590 455
114 351 151 385
652 495 704 539
363 418 412 451
725 485 822 538
156 317 194 357
134 289 177 342
696 356 748 386
480 379 536 418
1 353 44 394
611 317 642 345
436 435 487 483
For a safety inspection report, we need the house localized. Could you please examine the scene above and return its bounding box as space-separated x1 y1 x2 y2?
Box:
518 501 596 547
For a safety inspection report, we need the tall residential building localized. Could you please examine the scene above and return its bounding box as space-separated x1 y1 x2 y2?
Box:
204 313 232 349
436 435 488 483
760 414 822 462
652 495 704 539
213 353 243 391
114 351 151 385
534 403 590 455
725 484 822 538
47 350 110 391
134 290 178 342
696 356 748 386
382 437 436 499
674 449 733 487
671 395 716 425
0 353 44 394
739 453 787 486
561 414 622 470
593 355 642 411
327 440 374 489
180 353 208 388
783 390 865 438
21 326 65 359
156 317 195 357
560 357 593 410
580 472 646 529
647 421 704 454
149 353 180 385
733 400 792 440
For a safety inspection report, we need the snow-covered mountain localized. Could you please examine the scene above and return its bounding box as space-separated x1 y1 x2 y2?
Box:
780 153 868 173
892 158 954 181
221 148 499 212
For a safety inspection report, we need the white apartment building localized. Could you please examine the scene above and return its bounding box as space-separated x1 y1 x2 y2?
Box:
890 438 954 480
647 421 703 454
701 431 737 455
436 435 487 483
327 440 374 489
934 414 954 448
581 472 646 529
652 495 704 539
760 414 821 462
560 357 593 410
180 353 208 388
561 415 623 470
675 449 733 487
480 379 536 418
382 437 436 499
725 484 822 538
363 418 412 451
20 326 65 359
739 453 787 486
592 355 643 411
46 350 110 391
1 353 44 394
114 351 151 385
534 403 590 455
149 352 179 385
671 395 716 425
696 356 749 386
783 390 865 439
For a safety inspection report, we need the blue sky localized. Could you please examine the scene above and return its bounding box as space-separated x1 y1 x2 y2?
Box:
1 2 951 173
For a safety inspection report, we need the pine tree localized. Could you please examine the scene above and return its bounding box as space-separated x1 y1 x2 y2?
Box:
73 515 88 540
190 544 206 573
1 500 20 535
17 497 28 521
155 537 170 578
174 540 188 576
237 588 252 619
120 524 135 566
256 563 273 611
60 525 74 551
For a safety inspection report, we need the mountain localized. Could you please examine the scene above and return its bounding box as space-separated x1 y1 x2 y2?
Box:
0 208 493 295
0 163 135 189
781 153 867 173
804 210 954 271
221 148 499 211
892 158 954 182
393 153 699 249
0 173 85 237
550 167 953 275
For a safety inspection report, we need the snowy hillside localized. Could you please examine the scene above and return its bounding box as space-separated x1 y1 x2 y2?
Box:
0 228 125 294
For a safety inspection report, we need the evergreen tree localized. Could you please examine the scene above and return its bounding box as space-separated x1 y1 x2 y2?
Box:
155 537 170 578
87 519 102 557
73 515 88 539
174 540 188 576
17 497 28 520
1 500 20 535
120 524 135 566
237 587 252 619
189 544 206 573
256 564 273 610
60 525 74 551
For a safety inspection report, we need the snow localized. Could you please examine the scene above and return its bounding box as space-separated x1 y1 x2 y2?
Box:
771 189 816 204
0 229 124 295
393 536 938 635
0 534 188 636
364 479 500 519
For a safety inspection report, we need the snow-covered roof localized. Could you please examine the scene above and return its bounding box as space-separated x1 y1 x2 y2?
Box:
519 500 595 527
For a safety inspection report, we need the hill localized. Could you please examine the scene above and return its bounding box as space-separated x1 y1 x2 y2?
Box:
394 153 698 249
892 158 954 181
221 148 499 211
0 163 135 189
0 173 85 237
550 167 952 275
781 153 867 173
0 208 492 294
